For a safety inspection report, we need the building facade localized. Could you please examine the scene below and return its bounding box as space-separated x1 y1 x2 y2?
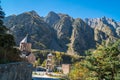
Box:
46 53 54 73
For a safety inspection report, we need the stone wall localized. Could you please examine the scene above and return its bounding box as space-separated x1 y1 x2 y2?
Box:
0 62 32 80
62 64 70 74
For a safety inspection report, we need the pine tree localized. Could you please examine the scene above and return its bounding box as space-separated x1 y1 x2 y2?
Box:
0 2 6 34
69 40 120 80
0 2 21 63
84 40 120 80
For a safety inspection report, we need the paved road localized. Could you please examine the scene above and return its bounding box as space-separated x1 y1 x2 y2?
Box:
32 71 60 80
32 77 59 80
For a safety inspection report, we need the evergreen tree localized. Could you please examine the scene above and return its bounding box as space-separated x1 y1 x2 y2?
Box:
0 3 21 63
68 40 120 80
84 40 120 80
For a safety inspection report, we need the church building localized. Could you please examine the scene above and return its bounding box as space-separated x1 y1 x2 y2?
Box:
19 35 36 64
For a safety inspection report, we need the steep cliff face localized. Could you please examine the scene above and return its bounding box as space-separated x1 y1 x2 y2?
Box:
45 12 95 55
67 18 95 55
44 11 60 26
53 14 74 51
0 62 32 80
45 12 74 51
85 17 119 44
116 27 120 37
85 17 119 29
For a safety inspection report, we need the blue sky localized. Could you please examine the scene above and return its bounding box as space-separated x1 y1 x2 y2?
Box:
1 0 120 21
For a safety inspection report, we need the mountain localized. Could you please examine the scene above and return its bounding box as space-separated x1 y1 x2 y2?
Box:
44 12 95 55
85 17 120 44
67 18 95 55
4 11 120 55
4 11 60 50
44 11 60 26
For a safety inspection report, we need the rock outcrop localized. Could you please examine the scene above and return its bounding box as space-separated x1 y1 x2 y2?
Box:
44 11 60 26
85 17 119 44
67 18 95 55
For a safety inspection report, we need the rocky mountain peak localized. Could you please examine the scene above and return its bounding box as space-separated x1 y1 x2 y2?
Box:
58 13 70 19
47 11 58 16
101 16 118 29
44 11 60 26
73 18 85 26
28 10 40 17
85 17 119 29
85 17 119 44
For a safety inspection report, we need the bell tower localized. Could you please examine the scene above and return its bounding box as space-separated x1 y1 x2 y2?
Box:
46 53 54 73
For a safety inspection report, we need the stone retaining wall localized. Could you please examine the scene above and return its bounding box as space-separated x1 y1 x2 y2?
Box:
0 62 32 80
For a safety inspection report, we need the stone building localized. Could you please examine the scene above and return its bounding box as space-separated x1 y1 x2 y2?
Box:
46 53 54 73
19 35 36 64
